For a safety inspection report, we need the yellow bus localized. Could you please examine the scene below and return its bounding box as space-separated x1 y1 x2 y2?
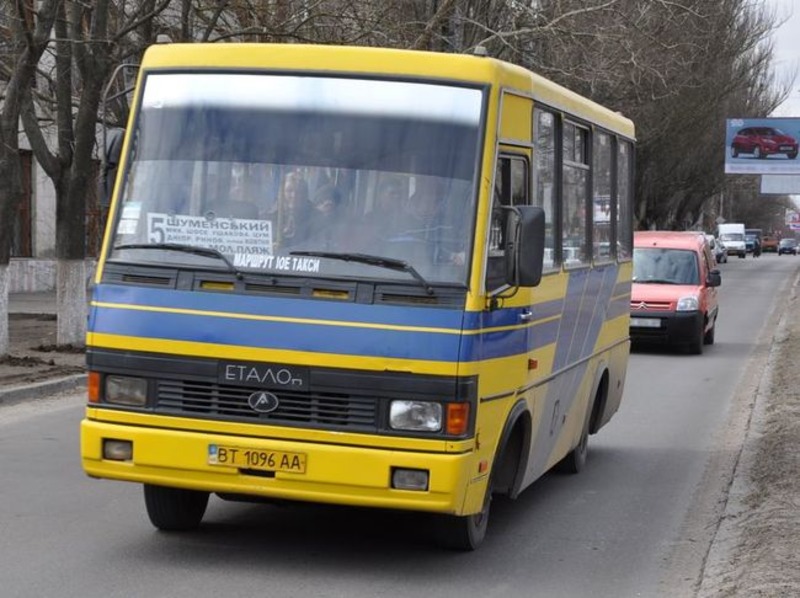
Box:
81 42 635 550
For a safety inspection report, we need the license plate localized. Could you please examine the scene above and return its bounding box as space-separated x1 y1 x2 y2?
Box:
208 444 307 474
631 317 661 328
780 145 792 151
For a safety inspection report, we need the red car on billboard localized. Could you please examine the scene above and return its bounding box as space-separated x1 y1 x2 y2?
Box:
730 126 798 159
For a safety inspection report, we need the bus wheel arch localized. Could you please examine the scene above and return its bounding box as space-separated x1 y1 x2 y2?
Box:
558 368 609 474
433 400 531 550
588 369 609 435
494 400 532 500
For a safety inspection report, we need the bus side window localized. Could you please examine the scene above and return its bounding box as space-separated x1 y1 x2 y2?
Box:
486 155 529 290
616 141 634 261
562 121 590 268
593 131 613 262
533 109 557 270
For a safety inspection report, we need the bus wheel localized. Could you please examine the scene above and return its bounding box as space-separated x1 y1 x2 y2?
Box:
557 392 597 474
434 493 491 551
557 413 589 474
143 484 209 531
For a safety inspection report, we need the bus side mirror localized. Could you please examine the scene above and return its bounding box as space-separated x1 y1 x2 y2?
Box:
505 206 545 288
99 127 124 207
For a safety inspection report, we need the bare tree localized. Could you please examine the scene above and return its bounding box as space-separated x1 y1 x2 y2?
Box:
0 0 59 356
5 0 788 357
21 0 170 346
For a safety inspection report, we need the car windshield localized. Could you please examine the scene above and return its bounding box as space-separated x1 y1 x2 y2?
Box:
107 72 484 286
633 248 700 285
780 239 796 246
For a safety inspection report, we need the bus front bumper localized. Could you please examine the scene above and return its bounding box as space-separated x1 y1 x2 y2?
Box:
80 417 480 515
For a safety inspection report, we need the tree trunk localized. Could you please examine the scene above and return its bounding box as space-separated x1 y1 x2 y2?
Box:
56 260 87 347
0 265 8 355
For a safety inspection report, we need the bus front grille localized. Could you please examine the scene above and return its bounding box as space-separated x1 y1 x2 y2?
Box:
155 380 378 430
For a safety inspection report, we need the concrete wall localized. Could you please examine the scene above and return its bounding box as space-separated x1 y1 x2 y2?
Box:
8 259 56 292
8 258 97 293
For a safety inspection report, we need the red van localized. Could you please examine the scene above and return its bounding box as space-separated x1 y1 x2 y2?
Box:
630 231 721 354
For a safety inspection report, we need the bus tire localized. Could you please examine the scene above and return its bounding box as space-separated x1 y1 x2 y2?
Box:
143 484 209 531
434 493 490 551
557 387 600 474
557 414 589 474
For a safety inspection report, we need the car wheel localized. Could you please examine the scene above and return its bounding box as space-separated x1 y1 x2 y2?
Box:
688 321 704 355
143 484 209 531
731 145 739 158
704 316 716 345
789 151 798 159
753 146 763 159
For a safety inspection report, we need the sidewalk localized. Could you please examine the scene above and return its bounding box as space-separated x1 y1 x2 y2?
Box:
8 290 59 315
0 291 87 405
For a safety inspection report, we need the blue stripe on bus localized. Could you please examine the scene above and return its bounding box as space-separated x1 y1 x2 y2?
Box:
91 265 623 362
92 305 466 360
93 284 467 330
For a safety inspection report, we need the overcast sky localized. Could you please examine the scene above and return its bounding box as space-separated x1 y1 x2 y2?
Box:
769 0 800 117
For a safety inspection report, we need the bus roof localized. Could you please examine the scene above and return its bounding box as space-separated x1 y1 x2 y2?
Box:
140 43 635 139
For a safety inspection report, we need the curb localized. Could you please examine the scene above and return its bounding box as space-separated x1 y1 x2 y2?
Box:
0 373 87 407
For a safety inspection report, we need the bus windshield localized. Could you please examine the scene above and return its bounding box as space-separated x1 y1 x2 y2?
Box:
108 72 484 285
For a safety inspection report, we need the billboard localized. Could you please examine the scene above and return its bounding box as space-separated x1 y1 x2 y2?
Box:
787 210 800 232
725 118 800 174
760 175 800 195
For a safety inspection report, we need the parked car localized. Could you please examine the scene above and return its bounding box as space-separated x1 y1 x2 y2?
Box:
778 238 798 255
730 126 798 160
704 233 727 264
714 238 727 263
630 231 721 354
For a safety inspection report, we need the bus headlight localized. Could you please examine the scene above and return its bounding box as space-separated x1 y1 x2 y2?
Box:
676 295 699 312
389 400 442 432
105 375 148 406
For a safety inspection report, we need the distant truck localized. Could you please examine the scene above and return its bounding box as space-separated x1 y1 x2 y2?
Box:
718 223 747 258
762 234 779 252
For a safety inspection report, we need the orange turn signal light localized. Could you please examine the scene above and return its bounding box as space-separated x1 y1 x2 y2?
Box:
446 402 470 436
87 371 101 403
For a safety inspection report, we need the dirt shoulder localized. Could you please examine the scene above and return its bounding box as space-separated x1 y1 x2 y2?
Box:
697 273 800 597
0 314 85 387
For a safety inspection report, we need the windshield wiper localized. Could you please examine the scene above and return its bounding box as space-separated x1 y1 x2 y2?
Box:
113 243 243 279
633 278 681 285
291 251 435 296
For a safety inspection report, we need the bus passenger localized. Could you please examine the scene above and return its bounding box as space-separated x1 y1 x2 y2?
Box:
272 171 312 248
355 177 406 253
308 183 348 250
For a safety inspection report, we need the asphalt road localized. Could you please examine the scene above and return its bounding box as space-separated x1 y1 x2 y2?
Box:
1 253 796 598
